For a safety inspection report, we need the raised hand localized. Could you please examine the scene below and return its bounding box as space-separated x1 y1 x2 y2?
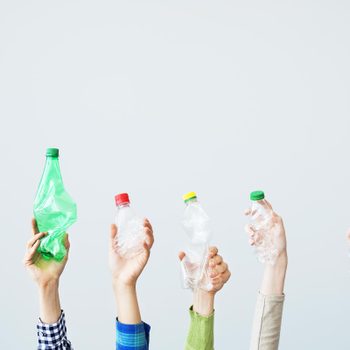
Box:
109 218 154 287
24 219 70 287
110 218 154 324
179 246 231 316
245 200 287 260
245 200 288 295
23 219 70 323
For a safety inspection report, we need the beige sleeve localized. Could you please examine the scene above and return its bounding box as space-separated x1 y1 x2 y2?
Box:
249 292 285 350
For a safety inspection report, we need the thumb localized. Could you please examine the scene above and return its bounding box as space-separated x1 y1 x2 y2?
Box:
110 224 118 241
64 233 70 251
178 251 186 261
262 199 273 211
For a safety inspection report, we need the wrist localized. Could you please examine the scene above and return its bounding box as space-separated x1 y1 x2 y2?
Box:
38 279 61 324
38 279 59 292
271 251 288 271
113 281 141 324
193 288 215 317
113 280 136 295
261 252 287 296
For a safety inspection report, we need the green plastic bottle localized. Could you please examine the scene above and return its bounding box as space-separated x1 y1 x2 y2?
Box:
33 148 77 261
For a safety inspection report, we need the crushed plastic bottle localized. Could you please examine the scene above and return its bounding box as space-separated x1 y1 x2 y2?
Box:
114 193 145 258
33 148 77 261
249 190 277 265
181 192 212 291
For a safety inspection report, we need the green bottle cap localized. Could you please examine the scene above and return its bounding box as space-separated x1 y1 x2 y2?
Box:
250 190 265 201
46 148 59 158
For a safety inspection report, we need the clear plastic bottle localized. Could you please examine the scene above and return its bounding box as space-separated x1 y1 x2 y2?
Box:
114 193 144 258
249 190 277 265
181 192 212 291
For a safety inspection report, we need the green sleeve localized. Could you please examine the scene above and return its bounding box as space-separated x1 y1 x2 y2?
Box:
185 306 214 350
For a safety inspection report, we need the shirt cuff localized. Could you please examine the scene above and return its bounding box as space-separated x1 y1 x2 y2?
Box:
116 319 151 350
37 310 72 349
258 291 285 302
185 306 214 350
189 306 215 320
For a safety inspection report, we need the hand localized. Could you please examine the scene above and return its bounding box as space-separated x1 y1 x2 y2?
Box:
179 246 231 295
109 218 154 288
23 219 70 323
245 200 287 261
179 247 231 316
23 219 70 288
206 246 231 294
245 201 288 295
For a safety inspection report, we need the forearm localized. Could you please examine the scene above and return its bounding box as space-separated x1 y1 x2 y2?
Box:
113 282 142 324
185 289 215 350
260 253 287 295
113 282 150 349
193 289 214 316
38 280 61 324
250 253 287 350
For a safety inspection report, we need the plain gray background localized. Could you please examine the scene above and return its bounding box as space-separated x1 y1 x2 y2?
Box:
0 1 349 349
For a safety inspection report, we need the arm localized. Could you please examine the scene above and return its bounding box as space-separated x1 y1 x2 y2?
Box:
246 202 287 350
109 219 154 350
24 219 72 349
181 247 231 350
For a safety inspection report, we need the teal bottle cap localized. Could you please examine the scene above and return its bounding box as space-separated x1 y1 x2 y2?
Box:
46 148 59 158
250 190 265 201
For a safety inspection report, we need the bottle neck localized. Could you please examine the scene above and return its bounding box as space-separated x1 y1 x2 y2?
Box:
45 156 59 164
43 156 62 180
252 199 265 206
117 202 130 209
185 198 198 206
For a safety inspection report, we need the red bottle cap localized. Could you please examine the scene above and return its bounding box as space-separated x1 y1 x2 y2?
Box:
115 193 130 206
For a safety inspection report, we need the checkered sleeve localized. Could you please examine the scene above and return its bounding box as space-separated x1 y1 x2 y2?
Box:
116 319 151 350
37 310 72 349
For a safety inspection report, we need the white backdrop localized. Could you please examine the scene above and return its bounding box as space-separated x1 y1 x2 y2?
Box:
0 1 349 349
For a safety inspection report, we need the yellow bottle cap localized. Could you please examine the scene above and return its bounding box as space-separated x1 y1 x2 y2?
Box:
183 191 197 202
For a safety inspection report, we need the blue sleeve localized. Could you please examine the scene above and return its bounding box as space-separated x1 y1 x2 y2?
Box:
116 319 151 350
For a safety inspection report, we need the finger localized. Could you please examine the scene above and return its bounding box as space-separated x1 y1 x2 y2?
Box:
144 227 154 250
63 233 70 251
211 281 224 291
31 218 39 235
211 275 223 285
142 241 151 256
110 224 118 241
143 218 153 231
249 238 255 246
245 224 256 235
208 246 218 258
209 254 223 267
244 208 252 216
24 240 41 266
221 269 231 283
257 199 273 213
272 213 283 225
29 239 41 254
209 262 228 278
214 262 228 275
27 232 47 249
178 251 186 261
263 199 273 210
